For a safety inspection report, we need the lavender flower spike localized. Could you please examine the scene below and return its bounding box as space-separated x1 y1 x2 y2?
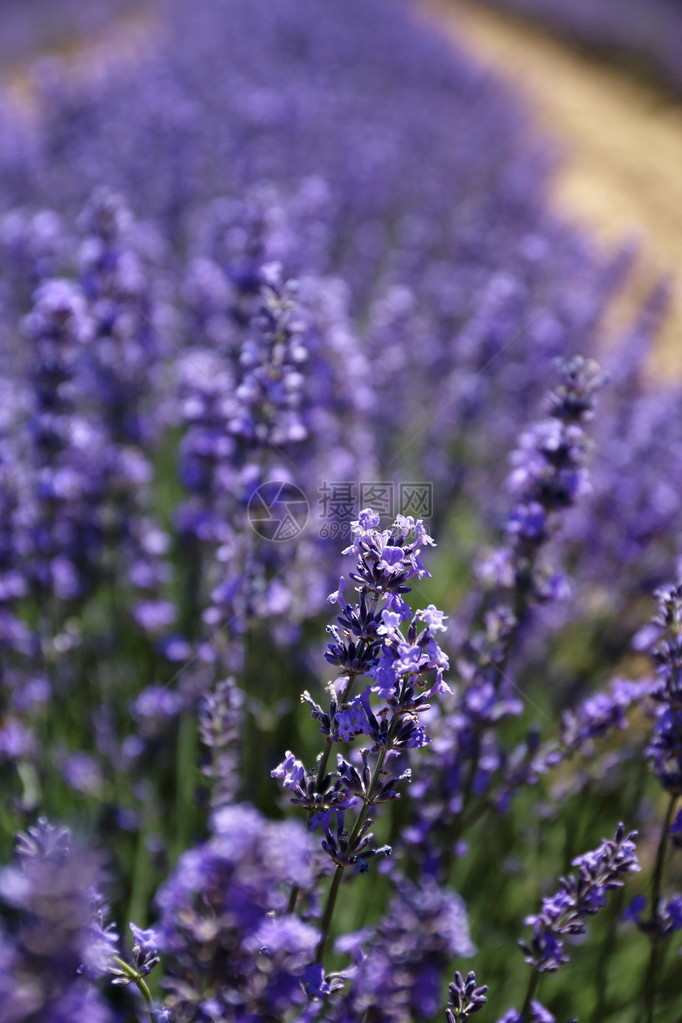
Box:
631 584 682 1023
521 823 639 973
273 509 450 970
446 971 488 1022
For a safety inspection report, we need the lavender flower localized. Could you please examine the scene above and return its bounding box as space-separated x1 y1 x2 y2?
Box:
156 804 317 1021
272 509 449 970
520 824 639 973
199 675 245 808
405 358 605 884
486 355 606 605
0 1 679 1021
560 677 651 755
645 585 682 794
331 879 475 1022
274 509 448 825
446 971 488 1022
22 278 102 603
0 819 114 1023
621 585 682 1022
496 1005 558 1023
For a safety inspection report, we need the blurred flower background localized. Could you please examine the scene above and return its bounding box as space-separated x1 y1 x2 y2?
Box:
0 1 680 1021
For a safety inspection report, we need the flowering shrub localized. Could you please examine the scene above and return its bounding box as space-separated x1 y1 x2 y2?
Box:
0 0 680 1021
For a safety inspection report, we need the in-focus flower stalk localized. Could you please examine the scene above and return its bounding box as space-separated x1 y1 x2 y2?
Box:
272 508 450 985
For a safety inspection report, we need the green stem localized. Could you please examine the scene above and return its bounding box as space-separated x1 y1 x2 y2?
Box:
128 818 152 936
645 943 662 1023
314 864 345 966
591 886 624 1023
519 970 540 1023
173 711 197 862
650 794 677 922
645 793 678 1023
316 735 335 792
288 669 365 915
287 884 300 914
112 957 156 1023
314 747 388 966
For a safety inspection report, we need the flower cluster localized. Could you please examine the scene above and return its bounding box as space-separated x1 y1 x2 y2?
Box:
156 805 317 1021
482 355 606 606
520 824 639 972
273 510 449 847
0 819 114 1023
446 971 489 1023
645 585 682 793
402 358 606 882
330 879 475 1022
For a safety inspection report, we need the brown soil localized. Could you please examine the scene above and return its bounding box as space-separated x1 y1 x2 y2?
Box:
426 0 682 377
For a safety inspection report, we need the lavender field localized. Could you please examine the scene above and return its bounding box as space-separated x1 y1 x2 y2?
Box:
0 1 680 1022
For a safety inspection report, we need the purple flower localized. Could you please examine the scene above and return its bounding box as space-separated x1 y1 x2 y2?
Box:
130 923 159 958
645 586 682 794
302 962 332 999
624 894 648 924
335 701 370 742
445 970 488 1022
497 1003 555 1023
272 751 307 790
156 806 317 1019
333 878 474 1020
0 820 114 1022
561 677 651 753
520 823 639 972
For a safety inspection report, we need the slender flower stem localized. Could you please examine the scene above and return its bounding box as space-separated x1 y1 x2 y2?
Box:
519 969 540 1023
650 794 677 920
645 943 663 1023
314 747 388 966
286 884 300 914
591 881 624 1022
315 735 335 791
289 674 362 917
112 956 156 1023
290 597 377 917
314 670 359 789
645 793 678 1023
314 863 345 966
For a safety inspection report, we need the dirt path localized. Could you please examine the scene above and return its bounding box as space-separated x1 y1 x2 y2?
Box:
427 0 682 376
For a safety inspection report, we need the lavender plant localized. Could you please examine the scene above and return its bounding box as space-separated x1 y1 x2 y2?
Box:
0 819 114 1023
620 586 682 1023
405 356 605 882
273 509 450 974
